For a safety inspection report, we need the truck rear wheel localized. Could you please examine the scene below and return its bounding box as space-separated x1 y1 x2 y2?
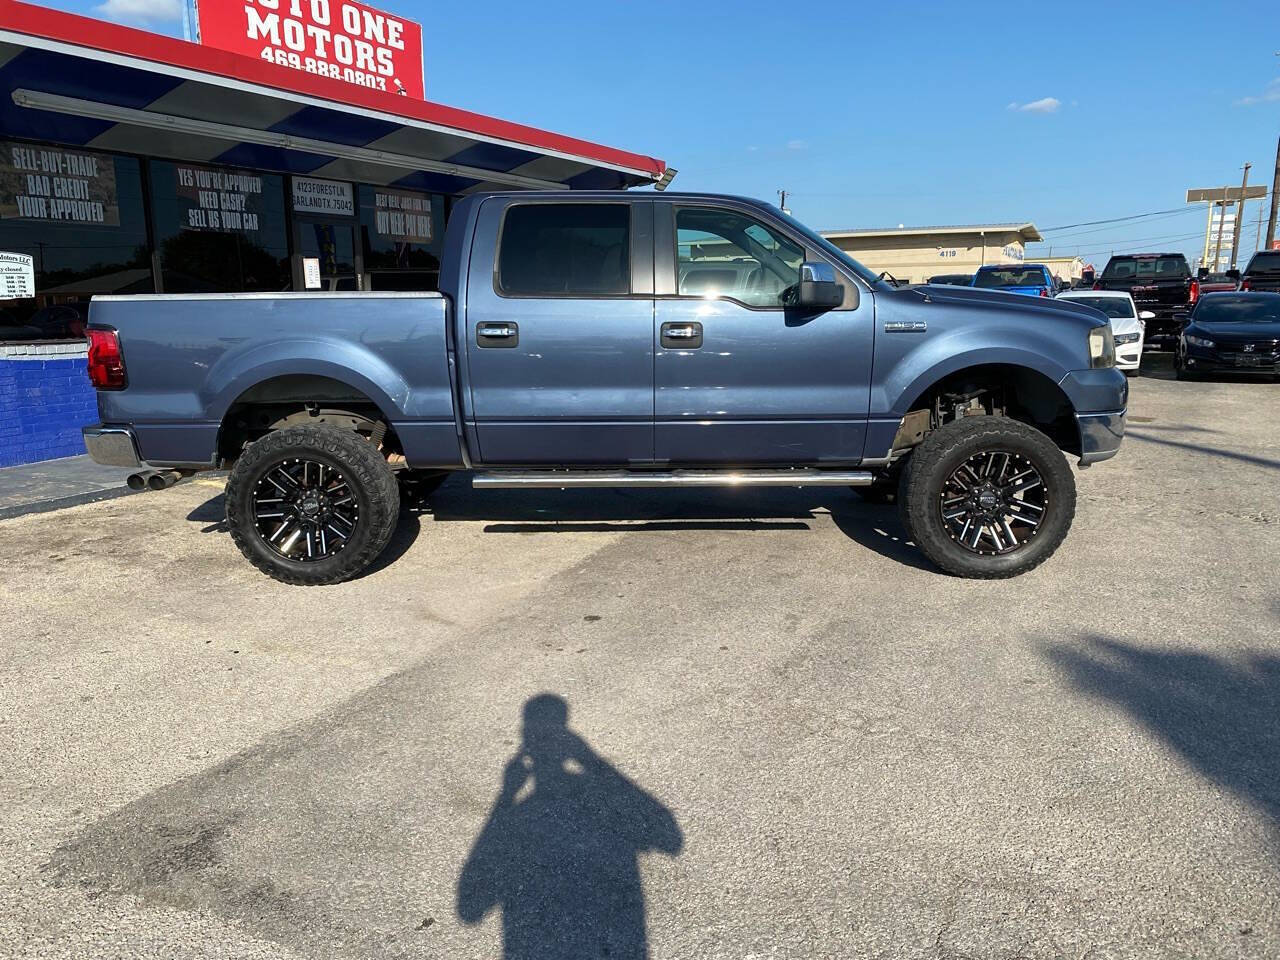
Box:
897 416 1075 579
225 424 400 585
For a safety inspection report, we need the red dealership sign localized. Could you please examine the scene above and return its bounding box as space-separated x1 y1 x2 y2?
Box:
197 0 424 99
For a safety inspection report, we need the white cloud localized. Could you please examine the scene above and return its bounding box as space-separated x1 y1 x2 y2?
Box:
1008 97 1061 114
1237 79 1280 106
95 0 183 24
786 139 809 151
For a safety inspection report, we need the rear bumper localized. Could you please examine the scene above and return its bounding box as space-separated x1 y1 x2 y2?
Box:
1076 410 1126 465
83 425 142 468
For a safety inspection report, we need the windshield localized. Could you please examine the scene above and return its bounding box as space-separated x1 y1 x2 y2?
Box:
1062 296 1135 319
1194 295 1280 324
1246 252 1280 276
1102 256 1189 280
768 206 888 288
973 267 1047 288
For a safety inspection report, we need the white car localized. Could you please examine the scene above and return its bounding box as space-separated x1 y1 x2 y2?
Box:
1056 289 1150 373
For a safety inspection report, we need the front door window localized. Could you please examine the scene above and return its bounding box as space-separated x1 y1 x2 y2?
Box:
675 207 803 308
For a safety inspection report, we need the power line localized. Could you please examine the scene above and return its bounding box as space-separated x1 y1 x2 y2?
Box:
1040 209 1198 243
1038 207 1189 232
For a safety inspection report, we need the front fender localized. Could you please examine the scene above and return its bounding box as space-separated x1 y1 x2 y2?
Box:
876 337 1071 418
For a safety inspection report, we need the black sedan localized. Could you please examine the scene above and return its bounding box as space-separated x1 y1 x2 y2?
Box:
1175 293 1280 380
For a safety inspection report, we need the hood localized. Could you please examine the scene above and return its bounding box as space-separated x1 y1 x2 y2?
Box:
912 284 1108 327
1187 319 1280 340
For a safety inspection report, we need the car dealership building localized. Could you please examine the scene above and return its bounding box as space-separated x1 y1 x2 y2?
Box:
0 1 669 466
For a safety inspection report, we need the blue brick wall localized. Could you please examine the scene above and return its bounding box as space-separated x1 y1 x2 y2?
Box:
0 356 98 468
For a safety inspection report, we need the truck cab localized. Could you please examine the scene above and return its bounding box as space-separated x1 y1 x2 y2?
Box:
83 192 1128 584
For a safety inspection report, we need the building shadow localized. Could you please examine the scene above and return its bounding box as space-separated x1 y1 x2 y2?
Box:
456 694 683 960
1125 430 1280 471
1045 635 1280 826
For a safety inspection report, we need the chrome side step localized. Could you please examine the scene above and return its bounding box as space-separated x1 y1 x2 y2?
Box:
472 469 874 489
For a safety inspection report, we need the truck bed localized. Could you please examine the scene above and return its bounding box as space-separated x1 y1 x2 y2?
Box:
88 293 461 468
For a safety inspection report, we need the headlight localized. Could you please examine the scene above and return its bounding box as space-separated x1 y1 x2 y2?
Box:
1088 326 1115 368
1184 334 1215 348
1114 332 1140 345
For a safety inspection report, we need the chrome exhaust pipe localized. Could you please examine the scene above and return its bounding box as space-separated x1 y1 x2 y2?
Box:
126 470 156 491
147 469 183 491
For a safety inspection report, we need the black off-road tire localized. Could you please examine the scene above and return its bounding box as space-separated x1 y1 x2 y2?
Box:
897 416 1076 579
225 424 400 585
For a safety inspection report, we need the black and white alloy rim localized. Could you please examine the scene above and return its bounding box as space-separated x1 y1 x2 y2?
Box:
252 458 358 562
938 450 1047 556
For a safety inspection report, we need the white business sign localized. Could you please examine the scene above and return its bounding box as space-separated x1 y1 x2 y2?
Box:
292 177 354 216
302 257 323 290
0 250 34 299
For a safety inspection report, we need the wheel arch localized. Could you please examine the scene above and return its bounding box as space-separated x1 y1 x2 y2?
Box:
215 371 403 464
895 360 1080 457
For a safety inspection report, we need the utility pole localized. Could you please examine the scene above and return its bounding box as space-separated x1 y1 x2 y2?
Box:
1230 162 1251 270
1268 134 1280 250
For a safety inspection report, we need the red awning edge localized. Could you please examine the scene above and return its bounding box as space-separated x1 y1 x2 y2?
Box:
0 0 666 180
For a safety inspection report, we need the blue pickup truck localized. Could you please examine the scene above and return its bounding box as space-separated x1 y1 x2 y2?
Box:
82 192 1126 584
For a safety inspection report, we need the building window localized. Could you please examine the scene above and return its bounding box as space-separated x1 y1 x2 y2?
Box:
497 203 630 297
358 185 444 290
0 140 151 341
149 160 289 293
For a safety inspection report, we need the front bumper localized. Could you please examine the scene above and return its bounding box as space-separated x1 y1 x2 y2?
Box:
1076 410 1126 465
1182 344 1279 374
83 425 142 468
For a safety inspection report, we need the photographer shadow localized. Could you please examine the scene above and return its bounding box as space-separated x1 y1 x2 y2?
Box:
457 695 683 960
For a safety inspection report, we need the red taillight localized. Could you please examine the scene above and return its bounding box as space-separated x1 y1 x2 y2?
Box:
1092 281 1102 290
1188 279 1199 304
1241 279 1251 291
1039 288 1049 297
86 328 126 390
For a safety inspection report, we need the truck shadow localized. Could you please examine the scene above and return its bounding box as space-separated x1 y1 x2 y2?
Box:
422 479 932 572
186 482 932 575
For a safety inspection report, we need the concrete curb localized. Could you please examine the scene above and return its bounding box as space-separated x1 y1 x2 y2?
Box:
0 484 138 522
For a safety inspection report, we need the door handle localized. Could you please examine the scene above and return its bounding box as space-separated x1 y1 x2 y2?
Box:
661 321 703 349
477 322 519 348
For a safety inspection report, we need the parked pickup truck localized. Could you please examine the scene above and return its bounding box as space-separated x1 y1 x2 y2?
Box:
1240 250 1280 293
83 192 1127 584
1094 253 1198 348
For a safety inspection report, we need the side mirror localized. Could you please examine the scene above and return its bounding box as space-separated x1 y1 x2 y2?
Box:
793 262 844 309
1196 267 1209 279
1138 310 1156 321
1225 269 1241 281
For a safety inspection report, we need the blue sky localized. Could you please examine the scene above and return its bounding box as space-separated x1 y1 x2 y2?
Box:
41 0 1280 267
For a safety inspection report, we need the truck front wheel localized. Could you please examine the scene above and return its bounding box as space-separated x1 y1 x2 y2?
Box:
897 416 1076 579
225 424 400 585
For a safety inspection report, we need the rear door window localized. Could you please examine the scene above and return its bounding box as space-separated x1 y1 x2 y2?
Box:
497 204 631 297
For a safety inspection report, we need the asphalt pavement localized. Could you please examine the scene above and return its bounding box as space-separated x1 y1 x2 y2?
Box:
2 358 1278 959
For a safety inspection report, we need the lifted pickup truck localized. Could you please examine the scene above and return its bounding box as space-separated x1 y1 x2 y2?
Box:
83 192 1127 584
1094 252 1198 348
